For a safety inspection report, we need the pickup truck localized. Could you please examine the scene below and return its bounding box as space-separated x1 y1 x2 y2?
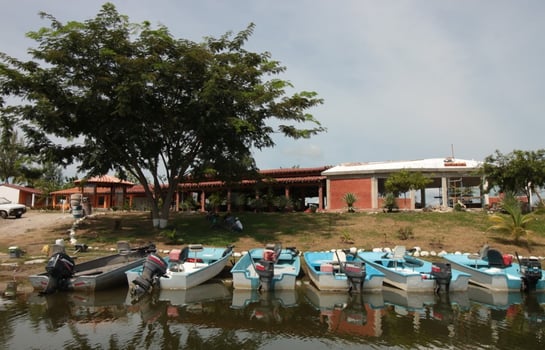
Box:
0 197 27 219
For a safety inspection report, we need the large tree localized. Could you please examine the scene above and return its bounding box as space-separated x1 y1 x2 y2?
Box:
481 149 545 210
0 112 37 184
0 4 324 227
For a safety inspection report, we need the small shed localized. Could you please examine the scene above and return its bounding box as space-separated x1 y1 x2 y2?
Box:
0 184 43 208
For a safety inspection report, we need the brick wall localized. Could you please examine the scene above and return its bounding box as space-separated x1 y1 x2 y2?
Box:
328 178 372 210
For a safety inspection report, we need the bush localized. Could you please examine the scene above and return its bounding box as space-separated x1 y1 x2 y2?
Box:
397 226 414 240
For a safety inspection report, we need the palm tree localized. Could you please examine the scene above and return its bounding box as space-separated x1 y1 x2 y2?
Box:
487 192 536 244
342 192 357 213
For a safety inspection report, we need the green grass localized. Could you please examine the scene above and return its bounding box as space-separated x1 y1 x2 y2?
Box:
69 209 545 254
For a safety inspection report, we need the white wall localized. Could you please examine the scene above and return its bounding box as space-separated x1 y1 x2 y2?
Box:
0 186 19 203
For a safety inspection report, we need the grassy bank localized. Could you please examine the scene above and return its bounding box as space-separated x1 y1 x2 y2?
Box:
66 210 545 256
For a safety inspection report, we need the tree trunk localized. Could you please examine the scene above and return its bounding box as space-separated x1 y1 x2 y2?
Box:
150 204 169 228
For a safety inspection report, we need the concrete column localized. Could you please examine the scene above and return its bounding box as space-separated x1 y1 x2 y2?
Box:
318 184 324 210
371 177 378 209
325 179 331 210
441 177 448 208
410 189 416 210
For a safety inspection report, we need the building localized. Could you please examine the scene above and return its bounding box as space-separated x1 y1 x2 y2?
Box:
322 157 484 211
50 158 487 213
0 184 43 208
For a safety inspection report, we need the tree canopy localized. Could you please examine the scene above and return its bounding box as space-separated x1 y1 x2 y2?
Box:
384 169 431 198
0 3 325 227
481 149 545 209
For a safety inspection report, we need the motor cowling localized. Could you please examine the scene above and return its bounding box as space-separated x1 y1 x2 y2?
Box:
131 252 168 297
431 262 452 294
43 252 75 293
255 260 275 291
520 257 543 292
343 261 366 293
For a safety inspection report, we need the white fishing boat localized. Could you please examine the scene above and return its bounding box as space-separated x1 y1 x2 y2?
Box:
126 244 234 296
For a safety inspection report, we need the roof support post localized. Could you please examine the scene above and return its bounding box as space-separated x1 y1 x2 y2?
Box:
441 177 448 209
371 176 378 209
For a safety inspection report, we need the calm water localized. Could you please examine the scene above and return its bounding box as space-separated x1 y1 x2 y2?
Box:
1 280 545 350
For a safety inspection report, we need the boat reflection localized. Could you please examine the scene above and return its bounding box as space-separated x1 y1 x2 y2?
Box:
304 283 384 337
158 280 231 306
468 285 523 310
27 287 130 329
231 288 298 324
127 280 233 322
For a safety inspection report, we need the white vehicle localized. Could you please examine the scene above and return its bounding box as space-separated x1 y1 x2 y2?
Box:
0 197 27 219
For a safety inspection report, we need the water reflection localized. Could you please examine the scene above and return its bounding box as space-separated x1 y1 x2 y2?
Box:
2 281 545 349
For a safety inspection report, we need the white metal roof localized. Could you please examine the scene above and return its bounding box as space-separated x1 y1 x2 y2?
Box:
322 158 483 176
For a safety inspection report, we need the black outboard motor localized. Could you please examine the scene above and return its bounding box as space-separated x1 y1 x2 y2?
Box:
131 252 168 297
343 260 366 293
519 256 543 292
43 252 75 294
431 262 452 294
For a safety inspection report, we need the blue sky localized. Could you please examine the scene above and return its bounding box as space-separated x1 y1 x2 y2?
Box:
2 1 545 176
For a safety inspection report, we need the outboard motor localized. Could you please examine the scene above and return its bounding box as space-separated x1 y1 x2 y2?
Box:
131 252 168 297
255 244 283 291
343 260 366 293
519 256 543 292
43 252 75 294
431 262 452 294
255 260 275 291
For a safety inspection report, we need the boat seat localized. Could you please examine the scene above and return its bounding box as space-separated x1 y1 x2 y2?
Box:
487 249 508 268
331 249 346 265
392 246 406 259
117 241 131 255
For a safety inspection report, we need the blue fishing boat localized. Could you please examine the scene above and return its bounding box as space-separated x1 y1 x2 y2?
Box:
442 245 545 292
358 246 471 292
230 243 300 291
303 249 385 292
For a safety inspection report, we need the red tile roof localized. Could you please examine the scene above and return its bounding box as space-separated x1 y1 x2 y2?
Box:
74 175 134 186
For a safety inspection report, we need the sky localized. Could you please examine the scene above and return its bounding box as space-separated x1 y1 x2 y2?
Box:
1 0 545 176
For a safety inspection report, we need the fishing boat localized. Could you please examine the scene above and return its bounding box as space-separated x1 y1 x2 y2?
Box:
302 249 385 292
126 244 234 296
230 243 300 291
442 245 545 292
29 241 154 293
358 246 471 292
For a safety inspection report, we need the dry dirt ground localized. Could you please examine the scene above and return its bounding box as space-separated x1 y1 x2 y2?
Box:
0 211 81 290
